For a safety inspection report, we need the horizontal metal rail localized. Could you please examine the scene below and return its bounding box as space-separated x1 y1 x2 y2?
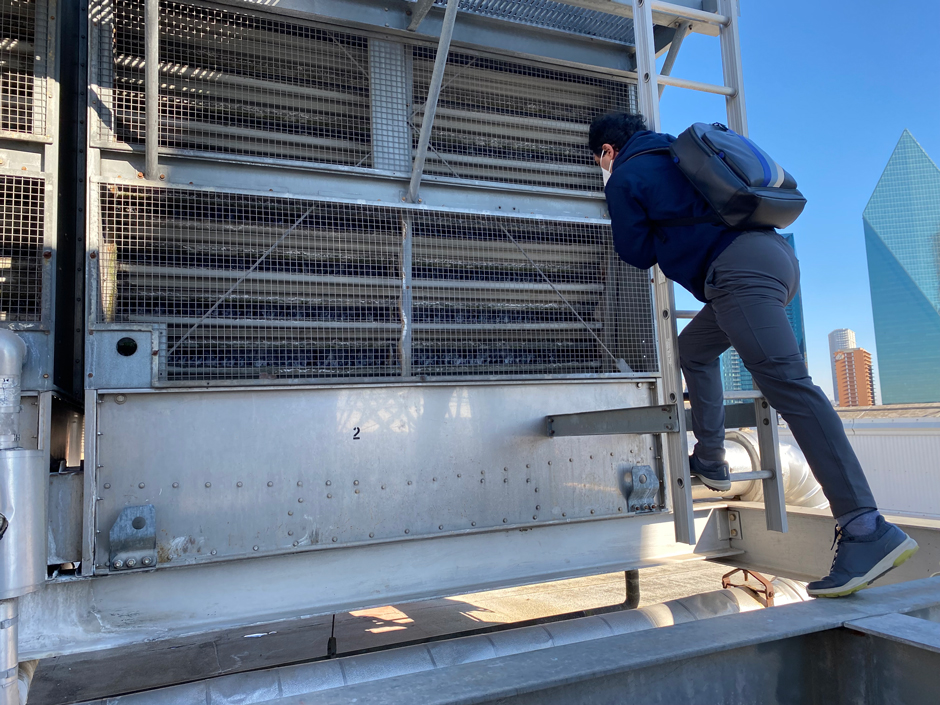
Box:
675 309 699 319
651 0 730 25
656 74 735 96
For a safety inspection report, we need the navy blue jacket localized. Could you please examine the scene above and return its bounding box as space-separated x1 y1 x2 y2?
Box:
604 130 743 302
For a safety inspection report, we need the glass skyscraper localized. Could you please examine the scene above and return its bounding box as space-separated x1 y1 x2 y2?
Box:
719 233 806 394
863 130 940 404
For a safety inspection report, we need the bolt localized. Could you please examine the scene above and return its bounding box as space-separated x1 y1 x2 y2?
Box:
562 512 566 517
104 483 111 489
439 525 444 530
267 481 273 487
293 541 299 546
210 550 217 555
381 484 386 490
332 537 338 543
731 529 738 537
138 482 145 489
353 480 359 486
327 494 332 499
326 480 331 486
533 515 538 520
125 558 137 568
432 477 437 482
112 559 124 569
729 513 737 521
457 474 461 478
298 498 304 503
618 507 623 512
141 556 153 567
481 479 485 484
369 532 375 538
288 511 293 516
172 482 179 488
404 529 410 534
471 522 476 527
253 545 259 551
205 482 211 488
407 480 412 485
237 481 243 488
288 530 293 536
536 505 540 510
115 394 126 404
297 481 303 487
590 509 595 514
503 478 508 483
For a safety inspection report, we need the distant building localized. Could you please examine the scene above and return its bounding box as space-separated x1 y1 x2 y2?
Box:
828 328 857 405
719 233 806 395
864 130 940 403
834 348 876 407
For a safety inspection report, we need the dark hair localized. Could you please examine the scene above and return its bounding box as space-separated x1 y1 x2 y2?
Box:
588 112 647 156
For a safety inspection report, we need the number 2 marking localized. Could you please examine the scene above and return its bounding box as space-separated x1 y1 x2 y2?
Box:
352 427 361 440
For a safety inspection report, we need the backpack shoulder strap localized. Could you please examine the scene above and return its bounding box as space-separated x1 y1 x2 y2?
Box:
622 147 671 162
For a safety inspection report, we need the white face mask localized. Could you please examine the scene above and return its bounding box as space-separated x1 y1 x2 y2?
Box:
600 150 614 186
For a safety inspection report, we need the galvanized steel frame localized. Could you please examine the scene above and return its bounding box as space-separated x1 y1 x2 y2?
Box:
0 0 60 391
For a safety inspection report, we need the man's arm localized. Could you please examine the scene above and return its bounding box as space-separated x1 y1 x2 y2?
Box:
606 182 658 271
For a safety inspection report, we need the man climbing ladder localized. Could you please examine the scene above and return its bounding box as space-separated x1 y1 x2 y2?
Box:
589 112 918 597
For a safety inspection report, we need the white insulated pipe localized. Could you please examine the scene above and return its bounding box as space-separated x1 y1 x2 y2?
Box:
691 430 829 509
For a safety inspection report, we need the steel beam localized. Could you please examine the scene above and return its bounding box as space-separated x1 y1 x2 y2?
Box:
718 503 940 584
658 21 690 97
408 0 437 31
144 0 160 179
17 507 732 659
406 0 460 203
546 404 678 437
754 399 787 532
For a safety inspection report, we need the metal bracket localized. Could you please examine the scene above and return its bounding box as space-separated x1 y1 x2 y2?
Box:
546 404 678 437
728 508 743 539
721 568 774 606
109 505 157 571
620 465 659 513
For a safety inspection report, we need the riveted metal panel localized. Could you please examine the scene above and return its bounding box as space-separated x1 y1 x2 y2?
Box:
92 381 660 568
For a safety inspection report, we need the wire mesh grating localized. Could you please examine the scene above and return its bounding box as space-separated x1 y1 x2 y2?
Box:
1 0 47 135
99 0 375 166
411 46 636 192
0 175 45 321
93 0 636 192
97 184 657 384
431 0 636 45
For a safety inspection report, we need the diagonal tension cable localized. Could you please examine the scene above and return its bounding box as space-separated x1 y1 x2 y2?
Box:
167 207 315 357
498 224 631 373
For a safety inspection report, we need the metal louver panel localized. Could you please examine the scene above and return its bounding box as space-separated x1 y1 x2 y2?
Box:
96 185 657 384
1 0 47 135
0 175 45 321
98 0 374 167
412 47 637 192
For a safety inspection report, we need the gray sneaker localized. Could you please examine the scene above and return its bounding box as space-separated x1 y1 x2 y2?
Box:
806 516 919 598
689 454 731 493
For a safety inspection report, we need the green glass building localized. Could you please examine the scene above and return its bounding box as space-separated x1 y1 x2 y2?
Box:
863 130 940 404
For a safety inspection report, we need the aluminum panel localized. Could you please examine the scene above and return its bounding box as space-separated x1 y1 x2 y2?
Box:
92 381 660 568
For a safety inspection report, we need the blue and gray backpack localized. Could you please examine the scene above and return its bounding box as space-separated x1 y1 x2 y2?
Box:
667 122 806 229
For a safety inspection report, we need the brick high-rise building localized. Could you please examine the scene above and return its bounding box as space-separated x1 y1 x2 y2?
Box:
834 348 875 407
828 328 856 404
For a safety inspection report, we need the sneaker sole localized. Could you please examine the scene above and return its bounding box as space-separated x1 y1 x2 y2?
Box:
694 475 731 493
807 538 919 598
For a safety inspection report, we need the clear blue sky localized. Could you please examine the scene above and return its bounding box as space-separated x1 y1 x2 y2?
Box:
658 0 940 400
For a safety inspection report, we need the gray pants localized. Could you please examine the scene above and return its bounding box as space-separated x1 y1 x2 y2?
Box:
678 231 877 517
